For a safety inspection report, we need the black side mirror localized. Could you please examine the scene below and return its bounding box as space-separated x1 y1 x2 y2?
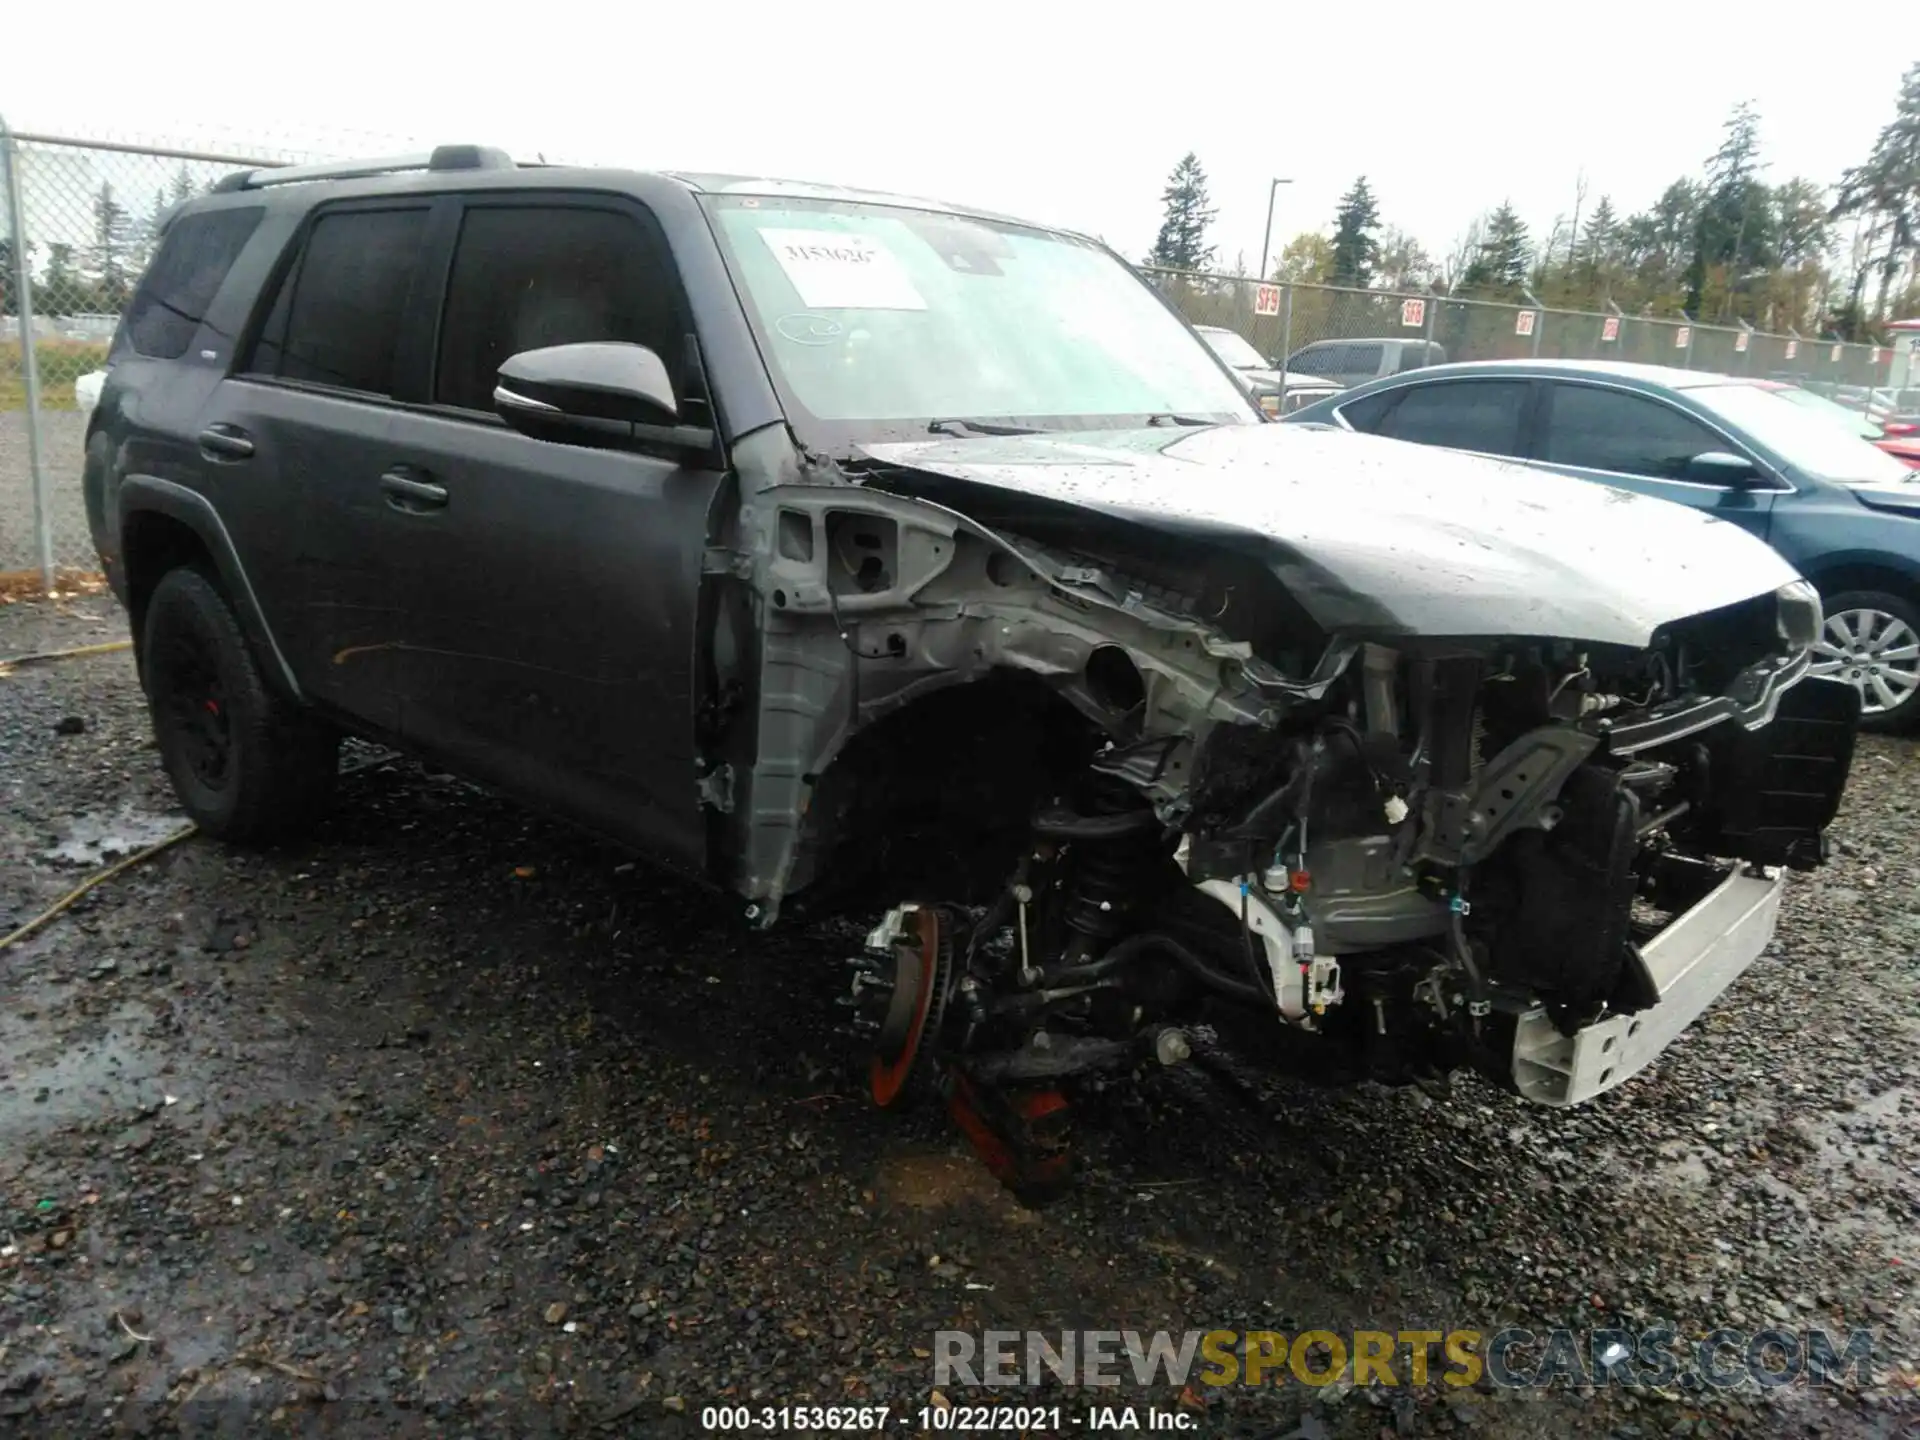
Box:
1683 450 1764 486
494 342 714 456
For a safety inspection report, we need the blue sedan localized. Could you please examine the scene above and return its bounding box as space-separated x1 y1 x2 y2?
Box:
1285 359 1920 730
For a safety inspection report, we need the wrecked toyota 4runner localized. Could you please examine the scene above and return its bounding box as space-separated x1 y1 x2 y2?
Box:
90 154 1858 1202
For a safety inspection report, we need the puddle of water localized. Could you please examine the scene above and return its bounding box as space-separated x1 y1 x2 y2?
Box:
41 807 187 867
0 1024 183 1145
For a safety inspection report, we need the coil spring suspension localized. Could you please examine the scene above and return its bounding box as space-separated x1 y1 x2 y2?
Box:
1032 774 1165 942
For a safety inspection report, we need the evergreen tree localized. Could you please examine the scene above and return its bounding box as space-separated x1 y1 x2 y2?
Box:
1579 196 1619 281
1328 176 1381 287
90 182 135 311
1832 61 1920 320
1460 202 1531 294
1146 153 1216 272
1689 102 1776 315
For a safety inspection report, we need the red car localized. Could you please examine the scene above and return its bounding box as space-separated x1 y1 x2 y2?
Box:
1759 381 1920 468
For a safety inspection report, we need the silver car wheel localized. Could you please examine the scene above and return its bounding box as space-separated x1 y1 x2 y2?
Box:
1808 607 1920 716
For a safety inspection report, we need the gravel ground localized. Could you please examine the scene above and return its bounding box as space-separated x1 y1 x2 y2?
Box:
0 409 91 575
2 593 1917 1439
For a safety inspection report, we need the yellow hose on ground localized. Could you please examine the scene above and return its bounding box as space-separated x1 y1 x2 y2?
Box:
0 637 175 952
0 639 134 673
0 826 199 953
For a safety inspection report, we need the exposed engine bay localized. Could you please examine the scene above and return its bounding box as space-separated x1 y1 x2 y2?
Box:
705 425 1861 1202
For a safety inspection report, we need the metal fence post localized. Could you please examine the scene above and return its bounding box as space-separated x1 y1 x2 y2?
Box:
0 115 53 589
1521 289 1544 358
1277 284 1293 390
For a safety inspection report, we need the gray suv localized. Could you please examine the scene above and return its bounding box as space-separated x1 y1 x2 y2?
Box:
85 145 1853 1202
1285 337 1446 390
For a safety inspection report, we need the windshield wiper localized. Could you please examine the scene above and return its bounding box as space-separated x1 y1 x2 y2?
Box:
1145 413 1213 427
926 417 1042 438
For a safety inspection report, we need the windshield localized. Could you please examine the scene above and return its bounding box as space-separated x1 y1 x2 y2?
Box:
1198 328 1268 370
1770 385 1883 440
705 195 1257 446
1684 381 1914 486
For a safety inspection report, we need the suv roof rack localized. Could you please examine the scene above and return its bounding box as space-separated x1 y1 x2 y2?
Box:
211 144 515 193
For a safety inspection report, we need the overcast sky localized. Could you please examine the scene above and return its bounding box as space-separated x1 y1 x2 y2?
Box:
11 1 1914 273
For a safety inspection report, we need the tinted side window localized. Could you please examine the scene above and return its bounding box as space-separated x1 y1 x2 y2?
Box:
1543 384 1725 478
249 207 428 396
122 207 264 359
434 204 684 414
1374 380 1529 455
1335 389 1399 432
1346 344 1383 376
1289 344 1346 378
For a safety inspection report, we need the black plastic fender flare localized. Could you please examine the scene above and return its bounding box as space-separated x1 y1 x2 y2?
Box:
118 474 305 705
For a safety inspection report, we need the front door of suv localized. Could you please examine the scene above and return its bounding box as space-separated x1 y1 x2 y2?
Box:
1530 381 1779 541
376 196 724 871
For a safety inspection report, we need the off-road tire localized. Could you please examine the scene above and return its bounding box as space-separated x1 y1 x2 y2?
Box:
142 566 338 841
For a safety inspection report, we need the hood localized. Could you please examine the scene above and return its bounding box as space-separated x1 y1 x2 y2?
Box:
858 424 1801 647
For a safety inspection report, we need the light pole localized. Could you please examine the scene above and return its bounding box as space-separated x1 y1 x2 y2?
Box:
1257 177 1294 281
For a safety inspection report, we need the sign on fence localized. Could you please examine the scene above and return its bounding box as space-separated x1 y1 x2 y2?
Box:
1253 284 1281 318
1675 326 1691 349
1400 297 1426 328
1786 339 1799 359
1601 316 1620 343
1830 344 1843 363
1515 311 1536 337
1873 348 1885 364
1735 331 1750 353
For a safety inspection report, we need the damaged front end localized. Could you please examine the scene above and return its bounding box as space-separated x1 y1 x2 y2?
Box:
704 427 1859 1203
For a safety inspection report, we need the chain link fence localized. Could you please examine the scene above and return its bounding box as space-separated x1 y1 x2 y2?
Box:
1143 265 1905 398
0 126 377 586
4 127 1912 589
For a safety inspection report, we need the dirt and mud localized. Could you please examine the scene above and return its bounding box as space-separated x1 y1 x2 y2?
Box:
2 593 1916 1438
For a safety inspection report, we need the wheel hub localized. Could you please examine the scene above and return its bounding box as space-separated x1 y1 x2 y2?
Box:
1810 607 1919 716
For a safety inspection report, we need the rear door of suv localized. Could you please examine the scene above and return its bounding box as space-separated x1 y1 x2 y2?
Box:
210 197 442 736
375 192 725 870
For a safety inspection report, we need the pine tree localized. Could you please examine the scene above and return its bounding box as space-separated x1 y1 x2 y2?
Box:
1832 62 1920 320
1460 202 1531 294
1690 102 1776 315
90 182 135 311
1328 176 1381 287
1146 153 1217 272
1579 196 1619 281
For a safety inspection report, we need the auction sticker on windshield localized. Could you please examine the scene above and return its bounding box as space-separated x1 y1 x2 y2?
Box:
758 228 927 310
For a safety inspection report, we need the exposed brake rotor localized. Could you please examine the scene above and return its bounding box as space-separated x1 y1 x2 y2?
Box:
845 901 1076 1206
842 903 956 1109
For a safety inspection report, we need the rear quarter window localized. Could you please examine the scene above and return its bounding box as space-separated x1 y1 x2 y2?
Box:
121 207 265 360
